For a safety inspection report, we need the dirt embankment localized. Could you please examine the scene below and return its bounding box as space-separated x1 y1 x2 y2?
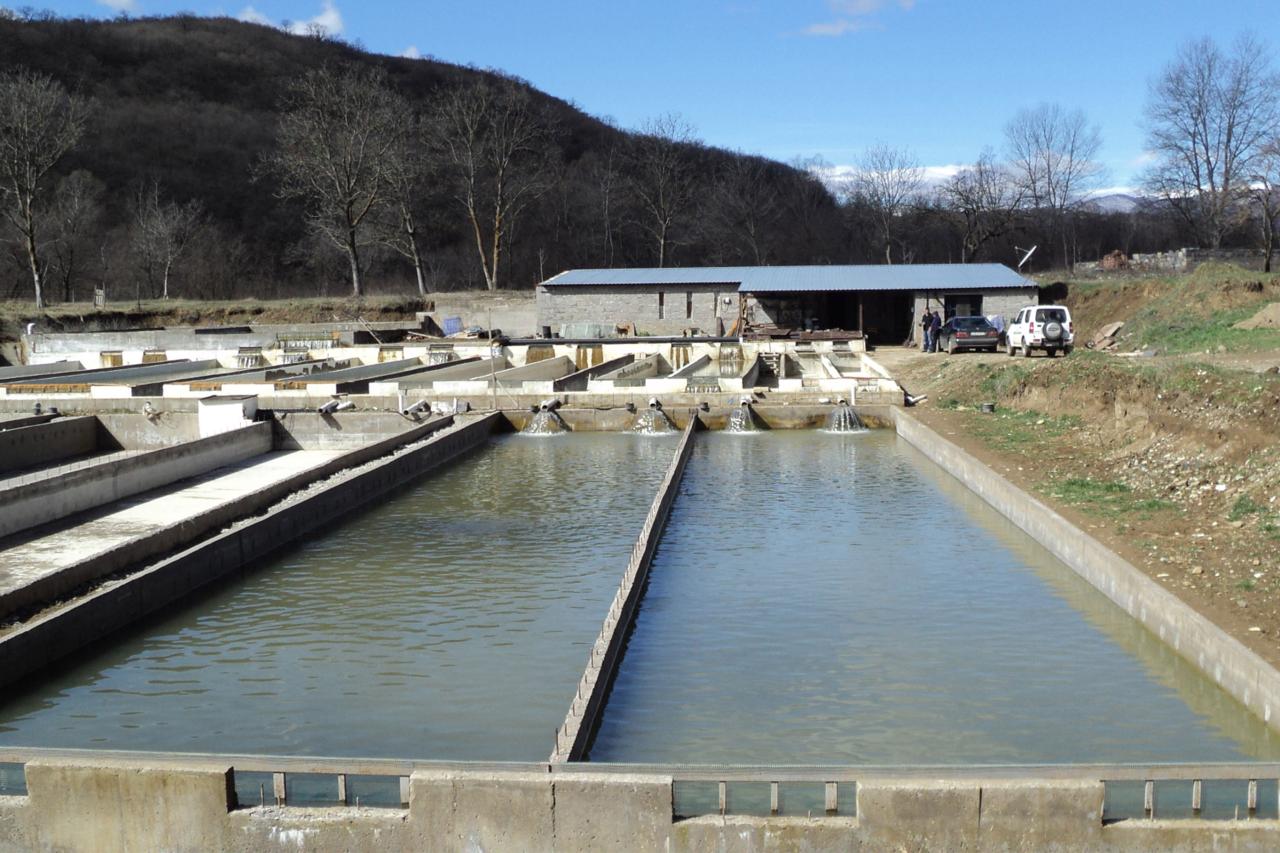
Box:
1059 262 1280 357
888 285 1280 667
0 296 433 346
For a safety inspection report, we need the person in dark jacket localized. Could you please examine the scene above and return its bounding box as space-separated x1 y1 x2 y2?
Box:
929 310 942 352
920 310 932 351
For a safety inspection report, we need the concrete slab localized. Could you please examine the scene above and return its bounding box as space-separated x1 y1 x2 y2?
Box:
0 449 344 614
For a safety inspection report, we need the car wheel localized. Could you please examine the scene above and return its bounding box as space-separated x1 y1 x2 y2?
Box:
1021 343 1032 358
1006 340 1016 357
1047 347 1058 358
947 339 956 355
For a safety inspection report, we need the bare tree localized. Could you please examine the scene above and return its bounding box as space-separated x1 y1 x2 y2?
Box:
435 78 553 291
46 170 104 302
265 65 404 297
1144 36 1280 249
1251 139 1280 272
847 145 924 264
627 114 699 267
940 149 1024 262
1005 103 1103 268
583 139 622 267
0 68 89 308
706 153 782 265
380 111 432 297
131 181 205 300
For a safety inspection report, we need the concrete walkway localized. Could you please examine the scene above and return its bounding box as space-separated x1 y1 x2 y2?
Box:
0 450 344 611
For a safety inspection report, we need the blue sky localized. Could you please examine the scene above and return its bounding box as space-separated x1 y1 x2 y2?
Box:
17 0 1280 192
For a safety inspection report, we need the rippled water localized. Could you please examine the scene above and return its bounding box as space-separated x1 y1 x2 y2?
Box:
590 431 1280 764
0 434 669 760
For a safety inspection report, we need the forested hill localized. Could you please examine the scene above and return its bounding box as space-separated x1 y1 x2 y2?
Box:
0 14 845 301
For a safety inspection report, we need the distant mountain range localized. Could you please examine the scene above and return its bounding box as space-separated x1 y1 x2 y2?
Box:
1083 193 1144 214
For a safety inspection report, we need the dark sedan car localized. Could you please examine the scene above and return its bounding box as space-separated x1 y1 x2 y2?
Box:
937 316 1000 354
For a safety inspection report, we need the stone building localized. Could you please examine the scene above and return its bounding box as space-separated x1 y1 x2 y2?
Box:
536 264 1038 343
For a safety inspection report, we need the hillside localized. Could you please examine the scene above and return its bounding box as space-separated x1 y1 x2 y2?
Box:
0 15 843 301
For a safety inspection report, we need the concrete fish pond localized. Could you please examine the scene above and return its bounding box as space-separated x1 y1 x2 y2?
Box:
4 410 1280 850
0 423 1275 768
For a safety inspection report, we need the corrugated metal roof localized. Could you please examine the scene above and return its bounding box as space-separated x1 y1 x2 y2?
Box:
541 263 1035 292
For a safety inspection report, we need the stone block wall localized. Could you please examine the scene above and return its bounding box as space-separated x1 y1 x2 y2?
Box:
537 285 732 337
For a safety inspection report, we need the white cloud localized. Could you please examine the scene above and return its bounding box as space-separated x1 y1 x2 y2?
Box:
401 45 421 59
803 19 876 36
1087 185 1138 197
234 2 344 37
236 5 272 26
287 0 344 36
802 0 915 37
816 162 964 191
97 0 137 11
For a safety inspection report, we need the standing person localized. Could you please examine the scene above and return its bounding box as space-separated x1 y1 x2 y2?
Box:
920 309 932 352
929 310 942 352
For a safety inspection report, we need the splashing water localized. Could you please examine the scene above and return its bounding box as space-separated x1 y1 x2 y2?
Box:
521 410 568 436
725 405 759 433
630 407 675 435
823 403 866 433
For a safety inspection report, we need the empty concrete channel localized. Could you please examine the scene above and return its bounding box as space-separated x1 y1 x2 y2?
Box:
4 404 1280 848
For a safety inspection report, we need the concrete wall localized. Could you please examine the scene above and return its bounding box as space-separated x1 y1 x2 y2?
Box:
537 284 732 337
0 422 272 543
96 411 202 448
0 416 97 474
910 288 1036 344
2 758 1280 851
271 410 441 450
553 417 700 762
0 416 492 691
429 290 537 337
893 407 1280 737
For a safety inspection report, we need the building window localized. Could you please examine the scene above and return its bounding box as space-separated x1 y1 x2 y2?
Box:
686 291 693 319
658 292 665 319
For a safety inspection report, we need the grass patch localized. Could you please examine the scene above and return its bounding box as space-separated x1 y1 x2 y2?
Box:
965 408 1081 452
1230 496 1265 521
1237 579 1256 591
1046 477 1176 518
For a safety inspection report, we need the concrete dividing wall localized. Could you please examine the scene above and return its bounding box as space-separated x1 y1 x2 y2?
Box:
96 411 202 448
552 416 700 762
3 757 1280 851
271 410 439 450
893 407 1280 736
0 415 496 692
0 416 452 632
0 416 97 474
553 354 635 392
0 422 273 543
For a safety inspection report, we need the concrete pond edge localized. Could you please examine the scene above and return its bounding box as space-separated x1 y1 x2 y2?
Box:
893 406 1280 734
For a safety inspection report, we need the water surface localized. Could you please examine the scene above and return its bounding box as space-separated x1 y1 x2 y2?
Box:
590 430 1280 764
0 433 670 760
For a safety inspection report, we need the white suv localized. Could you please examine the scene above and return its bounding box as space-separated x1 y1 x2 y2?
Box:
1006 305 1074 357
